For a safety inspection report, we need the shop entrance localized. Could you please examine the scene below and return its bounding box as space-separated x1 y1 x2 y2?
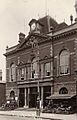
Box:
43 86 51 108
29 87 37 108
19 88 25 107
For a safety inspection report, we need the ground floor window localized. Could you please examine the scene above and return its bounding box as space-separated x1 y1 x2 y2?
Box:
59 87 68 94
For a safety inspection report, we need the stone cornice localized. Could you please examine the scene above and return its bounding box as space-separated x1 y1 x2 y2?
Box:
52 29 77 40
48 23 77 40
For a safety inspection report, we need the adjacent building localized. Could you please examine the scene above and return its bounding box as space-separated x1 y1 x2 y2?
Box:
4 1 77 108
0 69 2 81
0 70 6 106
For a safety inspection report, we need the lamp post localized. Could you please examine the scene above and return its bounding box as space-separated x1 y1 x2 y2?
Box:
36 44 40 116
75 70 77 112
36 89 40 116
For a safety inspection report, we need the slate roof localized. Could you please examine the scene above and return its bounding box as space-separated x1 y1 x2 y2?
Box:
54 22 68 32
37 15 68 34
38 15 58 33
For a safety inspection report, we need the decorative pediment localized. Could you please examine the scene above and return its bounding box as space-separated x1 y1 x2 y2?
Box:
26 36 38 49
17 34 39 50
4 33 49 57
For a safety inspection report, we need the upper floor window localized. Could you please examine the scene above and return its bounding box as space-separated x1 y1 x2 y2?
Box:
59 50 69 75
10 63 16 81
45 62 50 76
31 58 38 78
20 68 25 80
41 62 52 78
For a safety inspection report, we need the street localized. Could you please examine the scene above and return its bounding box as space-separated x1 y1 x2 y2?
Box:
0 115 57 120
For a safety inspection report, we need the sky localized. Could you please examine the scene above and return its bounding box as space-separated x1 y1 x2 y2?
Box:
0 0 76 81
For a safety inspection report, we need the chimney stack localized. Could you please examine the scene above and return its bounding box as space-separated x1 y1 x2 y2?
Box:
19 32 25 43
70 15 73 24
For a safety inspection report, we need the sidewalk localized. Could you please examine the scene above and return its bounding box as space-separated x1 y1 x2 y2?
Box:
0 109 77 120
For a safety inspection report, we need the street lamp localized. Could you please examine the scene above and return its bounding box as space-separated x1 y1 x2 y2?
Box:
36 45 40 116
36 68 40 116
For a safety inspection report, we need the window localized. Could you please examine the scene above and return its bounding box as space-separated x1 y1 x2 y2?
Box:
20 68 25 80
59 50 69 75
10 91 15 99
31 58 38 78
10 63 16 81
27 66 31 79
41 62 52 78
45 62 50 76
59 87 68 94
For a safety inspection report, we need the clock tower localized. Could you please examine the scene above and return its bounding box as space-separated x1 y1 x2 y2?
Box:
29 19 41 33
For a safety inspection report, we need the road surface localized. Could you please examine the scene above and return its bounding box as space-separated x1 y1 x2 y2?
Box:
0 115 57 120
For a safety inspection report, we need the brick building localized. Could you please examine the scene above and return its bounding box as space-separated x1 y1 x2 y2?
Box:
0 81 6 106
4 1 77 108
0 70 6 106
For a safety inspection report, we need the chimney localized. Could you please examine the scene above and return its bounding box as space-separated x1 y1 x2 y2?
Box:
70 15 73 24
19 32 25 43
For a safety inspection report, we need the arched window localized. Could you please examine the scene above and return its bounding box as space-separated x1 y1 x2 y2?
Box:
31 58 38 78
59 87 68 94
10 91 15 98
10 63 16 81
59 50 69 75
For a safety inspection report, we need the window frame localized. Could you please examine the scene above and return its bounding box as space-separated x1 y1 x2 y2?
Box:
44 62 51 77
59 49 70 76
10 63 16 82
20 67 25 80
31 58 38 79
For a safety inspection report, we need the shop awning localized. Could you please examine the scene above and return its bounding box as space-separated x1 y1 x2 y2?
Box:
47 94 76 100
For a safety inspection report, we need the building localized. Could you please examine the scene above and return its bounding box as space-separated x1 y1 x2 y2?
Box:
0 81 6 106
0 69 2 81
0 70 6 106
4 1 77 109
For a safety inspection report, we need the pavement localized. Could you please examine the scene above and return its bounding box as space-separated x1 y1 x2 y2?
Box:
0 108 77 120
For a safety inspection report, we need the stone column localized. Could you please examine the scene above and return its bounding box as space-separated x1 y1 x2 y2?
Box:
17 89 19 107
24 88 27 108
41 86 43 109
51 85 54 95
28 88 30 108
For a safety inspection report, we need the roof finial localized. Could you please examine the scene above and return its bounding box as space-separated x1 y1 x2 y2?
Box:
70 15 73 24
75 0 77 22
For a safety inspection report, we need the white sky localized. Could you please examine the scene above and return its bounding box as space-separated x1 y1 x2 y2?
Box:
0 0 76 81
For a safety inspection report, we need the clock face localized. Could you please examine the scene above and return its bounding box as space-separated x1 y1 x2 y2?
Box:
31 23 36 30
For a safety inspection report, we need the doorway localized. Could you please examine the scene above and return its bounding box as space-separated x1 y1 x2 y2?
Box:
43 86 51 108
19 88 25 107
29 87 37 108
